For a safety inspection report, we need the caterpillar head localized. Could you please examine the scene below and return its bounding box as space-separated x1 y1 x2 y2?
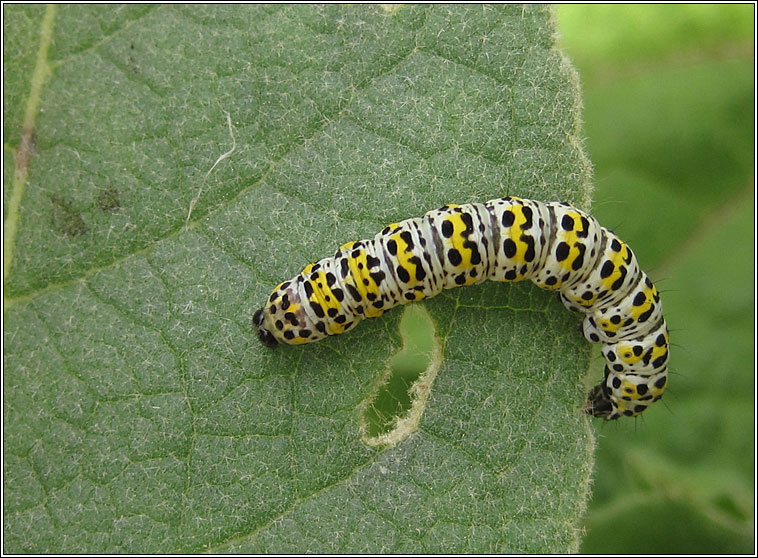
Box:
253 308 279 347
586 367 668 420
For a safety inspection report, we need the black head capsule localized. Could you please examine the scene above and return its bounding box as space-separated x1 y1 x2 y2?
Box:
253 308 279 348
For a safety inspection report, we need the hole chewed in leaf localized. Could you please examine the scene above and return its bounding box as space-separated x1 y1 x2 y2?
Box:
360 304 441 447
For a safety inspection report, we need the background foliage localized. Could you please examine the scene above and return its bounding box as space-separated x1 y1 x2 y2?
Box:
556 4 754 554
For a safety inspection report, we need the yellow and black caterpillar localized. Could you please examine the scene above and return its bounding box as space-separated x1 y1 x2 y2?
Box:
253 197 669 420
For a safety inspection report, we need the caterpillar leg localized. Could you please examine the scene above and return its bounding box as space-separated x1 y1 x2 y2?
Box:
585 383 619 420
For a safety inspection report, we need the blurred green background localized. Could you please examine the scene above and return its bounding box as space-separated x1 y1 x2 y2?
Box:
555 4 754 554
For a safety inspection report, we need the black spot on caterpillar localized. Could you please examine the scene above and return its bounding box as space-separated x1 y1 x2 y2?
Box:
253 197 669 421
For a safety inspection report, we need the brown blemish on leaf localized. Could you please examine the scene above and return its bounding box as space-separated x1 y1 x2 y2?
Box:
48 193 88 237
96 186 121 212
13 127 37 178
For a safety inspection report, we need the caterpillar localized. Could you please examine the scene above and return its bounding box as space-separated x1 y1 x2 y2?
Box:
253 197 669 421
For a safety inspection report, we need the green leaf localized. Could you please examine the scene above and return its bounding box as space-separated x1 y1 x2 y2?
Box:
4 5 595 553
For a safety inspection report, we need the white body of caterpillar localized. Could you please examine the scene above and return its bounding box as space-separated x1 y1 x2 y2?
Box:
253 197 669 420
